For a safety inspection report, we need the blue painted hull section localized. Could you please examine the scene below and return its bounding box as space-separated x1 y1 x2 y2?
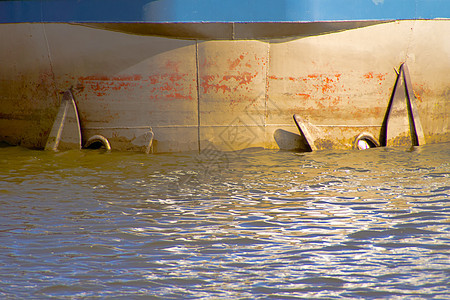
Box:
1 0 449 24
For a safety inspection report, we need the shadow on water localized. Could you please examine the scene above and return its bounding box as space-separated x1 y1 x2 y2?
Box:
0 143 448 298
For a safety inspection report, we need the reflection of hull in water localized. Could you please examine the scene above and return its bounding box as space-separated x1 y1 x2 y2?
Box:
0 3 449 152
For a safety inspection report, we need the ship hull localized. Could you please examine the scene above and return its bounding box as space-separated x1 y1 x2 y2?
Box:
0 20 449 152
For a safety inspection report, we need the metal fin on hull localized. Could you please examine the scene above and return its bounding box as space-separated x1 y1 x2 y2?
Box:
45 90 82 151
131 129 154 154
144 130 154 154
380 63 425 147
293 114 321 151
293 114 349 151
402 63 426 146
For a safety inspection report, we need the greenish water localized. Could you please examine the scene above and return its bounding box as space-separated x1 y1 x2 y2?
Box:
0 143 449 299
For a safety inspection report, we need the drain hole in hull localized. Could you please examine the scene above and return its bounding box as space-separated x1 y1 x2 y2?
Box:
84 135 111 151
353 133 379 150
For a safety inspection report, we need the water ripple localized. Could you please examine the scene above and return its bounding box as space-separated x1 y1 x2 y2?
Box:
0 143 448 298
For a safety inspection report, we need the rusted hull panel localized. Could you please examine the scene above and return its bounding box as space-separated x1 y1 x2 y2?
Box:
0 21 449 152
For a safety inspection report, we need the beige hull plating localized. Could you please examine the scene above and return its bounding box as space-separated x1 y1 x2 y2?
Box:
0 20 449 152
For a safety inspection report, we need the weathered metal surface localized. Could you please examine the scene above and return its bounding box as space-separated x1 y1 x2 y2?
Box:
197 41 268 151
268 20 449 150
45 90 81 151
43 24 199 152
0 20 449 152
293 114 381 151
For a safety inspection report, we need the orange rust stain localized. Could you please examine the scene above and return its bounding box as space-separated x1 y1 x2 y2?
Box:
227 53 254 70
228 54 246 70
364 72 374 79
269 72 387 105
375 73 385 81
222 72 256 85
78 75 143 97
201 71 258 95
412 82 433 103
413 84 424 103
321 76 335 93
229 58 241 70
78 74 193 101
148 73 193 101
201 75 231 94
363 72 386 84
268 73 347 107
296 93 311 99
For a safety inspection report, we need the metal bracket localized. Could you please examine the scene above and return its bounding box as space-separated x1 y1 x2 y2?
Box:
293 114 322 151
45 90 82 151
380 63 425 147
129 128 154 154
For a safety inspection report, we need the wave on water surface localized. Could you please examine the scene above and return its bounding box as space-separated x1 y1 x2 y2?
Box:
0 143 449 298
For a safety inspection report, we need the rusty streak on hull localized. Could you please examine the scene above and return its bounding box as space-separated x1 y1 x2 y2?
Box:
0 21 449 152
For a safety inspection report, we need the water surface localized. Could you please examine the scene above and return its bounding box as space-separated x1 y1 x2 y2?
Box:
0 143 449 299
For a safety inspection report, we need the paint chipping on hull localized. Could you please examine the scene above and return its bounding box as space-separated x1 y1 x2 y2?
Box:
0 20 449 152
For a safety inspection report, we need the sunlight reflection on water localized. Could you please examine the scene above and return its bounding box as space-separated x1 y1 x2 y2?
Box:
0 143 449 298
